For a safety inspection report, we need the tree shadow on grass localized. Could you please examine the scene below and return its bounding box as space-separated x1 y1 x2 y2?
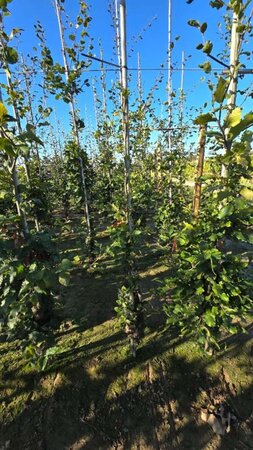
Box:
1 324 253 450
1 352 251 450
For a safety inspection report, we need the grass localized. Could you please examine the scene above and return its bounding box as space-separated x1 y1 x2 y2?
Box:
1 224 253 450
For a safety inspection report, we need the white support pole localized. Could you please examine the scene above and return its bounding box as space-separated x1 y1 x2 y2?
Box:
227 11 241 112
167 0 173 202
120 0 132 233
221 10 241 178
115 0 122 80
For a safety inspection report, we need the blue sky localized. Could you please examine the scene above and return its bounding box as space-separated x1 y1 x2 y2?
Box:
2 0 253 152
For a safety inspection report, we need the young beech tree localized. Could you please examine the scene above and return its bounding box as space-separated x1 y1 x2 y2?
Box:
0 0 73 370
162 0 253 351
35 1 94 256
114 0 144 357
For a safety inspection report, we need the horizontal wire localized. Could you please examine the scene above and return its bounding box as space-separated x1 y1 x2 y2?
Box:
0 66 228 75
0 66 251 75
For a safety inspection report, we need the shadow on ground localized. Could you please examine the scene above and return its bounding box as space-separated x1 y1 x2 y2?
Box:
1 323 253 450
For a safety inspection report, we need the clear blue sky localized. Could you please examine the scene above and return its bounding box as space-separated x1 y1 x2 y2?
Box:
2 0 253 152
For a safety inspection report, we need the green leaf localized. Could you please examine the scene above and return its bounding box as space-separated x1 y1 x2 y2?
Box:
209 0 224 8
5 114 16 122
43 272 55 289
0 190 7 199
18 144 30 156
194 113 215 125
203 40 213 54
218 203 234 219
207 130 223 140
225 107 241 128
59 258 72 271
0 102 8 121
200 22 208 33
213 77 228 103
220 292 229 302
18 130 44 146
240 187 253 201
229 112 253 139
6 47 18 64
234 231 245 241
73 255 81 265
199 61 212 73
0 0 11 8
236 24 247 33
188 19 200 28
0 137 15 156
196 286 204 295
204 310 216 327
59 272 70 286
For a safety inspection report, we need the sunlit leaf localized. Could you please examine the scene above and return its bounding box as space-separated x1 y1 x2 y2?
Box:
213 77 228 103
203 40 213 54
225 107 242 128
199 61 212 73
194 113 216 125
229 112 253 139
59 273 70 287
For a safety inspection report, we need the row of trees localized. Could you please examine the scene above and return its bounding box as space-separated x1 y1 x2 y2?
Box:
0 0 253 364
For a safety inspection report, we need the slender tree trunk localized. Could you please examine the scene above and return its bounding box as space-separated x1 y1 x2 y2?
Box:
137 52 142 104
99 45 107 116
7 160 29 238
0 15 30 237
92 79 100 129
6 74 40 232
193 125 206 221
21 56 42 178
178 50 185 187
156 142 163 190
119 0 143 357
179 51 185 137
99 45 113 202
